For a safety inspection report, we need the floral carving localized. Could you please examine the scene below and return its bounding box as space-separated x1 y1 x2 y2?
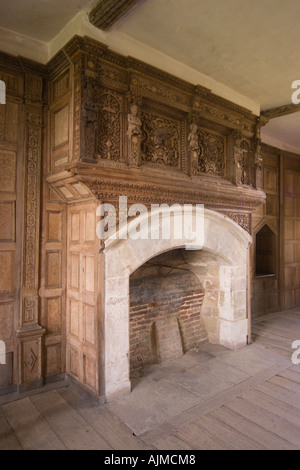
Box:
141 113 180 168
197 130 225 177
97 90 124 161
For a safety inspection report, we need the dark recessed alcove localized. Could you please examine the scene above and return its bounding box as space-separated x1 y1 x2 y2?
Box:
255 225 276 277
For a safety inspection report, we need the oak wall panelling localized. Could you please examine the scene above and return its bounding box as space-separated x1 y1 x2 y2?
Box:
0 35 300 399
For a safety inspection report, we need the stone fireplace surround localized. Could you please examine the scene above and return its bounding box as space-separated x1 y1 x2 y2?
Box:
102 207 251 400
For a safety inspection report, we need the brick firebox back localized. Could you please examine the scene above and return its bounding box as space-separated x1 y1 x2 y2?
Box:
129 250 207 376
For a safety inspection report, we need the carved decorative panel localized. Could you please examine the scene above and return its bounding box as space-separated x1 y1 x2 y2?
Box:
197 129 226 177
97 89 125 161
142 112 181 168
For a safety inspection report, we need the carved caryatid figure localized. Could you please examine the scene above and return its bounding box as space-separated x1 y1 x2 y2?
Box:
254 138 263 189
188 122 200 176
127 103 142 166
233 130 249 185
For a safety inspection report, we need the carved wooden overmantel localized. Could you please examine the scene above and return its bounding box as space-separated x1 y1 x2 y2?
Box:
0 34 268 398
47 35 266 235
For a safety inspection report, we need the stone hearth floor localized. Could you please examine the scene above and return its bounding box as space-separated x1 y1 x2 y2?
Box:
0 308 300 450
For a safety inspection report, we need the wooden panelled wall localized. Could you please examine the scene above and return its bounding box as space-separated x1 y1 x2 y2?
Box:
252 144 300 319
0 43 300 394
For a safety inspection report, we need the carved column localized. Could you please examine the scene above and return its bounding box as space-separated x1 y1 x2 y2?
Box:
17 70 45 391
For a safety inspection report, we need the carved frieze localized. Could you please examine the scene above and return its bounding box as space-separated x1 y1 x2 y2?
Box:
80 173 265 213
131 74 191 110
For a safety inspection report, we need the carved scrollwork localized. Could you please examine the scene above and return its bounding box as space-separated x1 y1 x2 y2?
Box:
227 213 251 233
197 130 225 177
96 90 124 161
82 77 99 161
141 113 180 168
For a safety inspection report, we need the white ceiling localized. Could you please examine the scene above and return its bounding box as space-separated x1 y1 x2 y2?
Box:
114 0 300 111
0 0 94 42
0 0 299 153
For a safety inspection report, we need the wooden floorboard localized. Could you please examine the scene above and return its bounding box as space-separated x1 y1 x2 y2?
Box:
255 381 300 409
268 375 300 393
278 368 300 384
210 406 297 450
151 433 195 450
242 388 300 428
1 398 66 450
0 407 22 450
57 387 151 450
176 422 232 450
193 413 265 450
0 308 299 450
30 391 112 450
226 397 300 448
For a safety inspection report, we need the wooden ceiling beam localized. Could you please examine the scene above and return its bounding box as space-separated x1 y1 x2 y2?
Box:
261 103 300 120
89 0 142 31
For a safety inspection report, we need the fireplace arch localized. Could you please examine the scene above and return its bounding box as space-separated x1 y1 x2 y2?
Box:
102 208 252 401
